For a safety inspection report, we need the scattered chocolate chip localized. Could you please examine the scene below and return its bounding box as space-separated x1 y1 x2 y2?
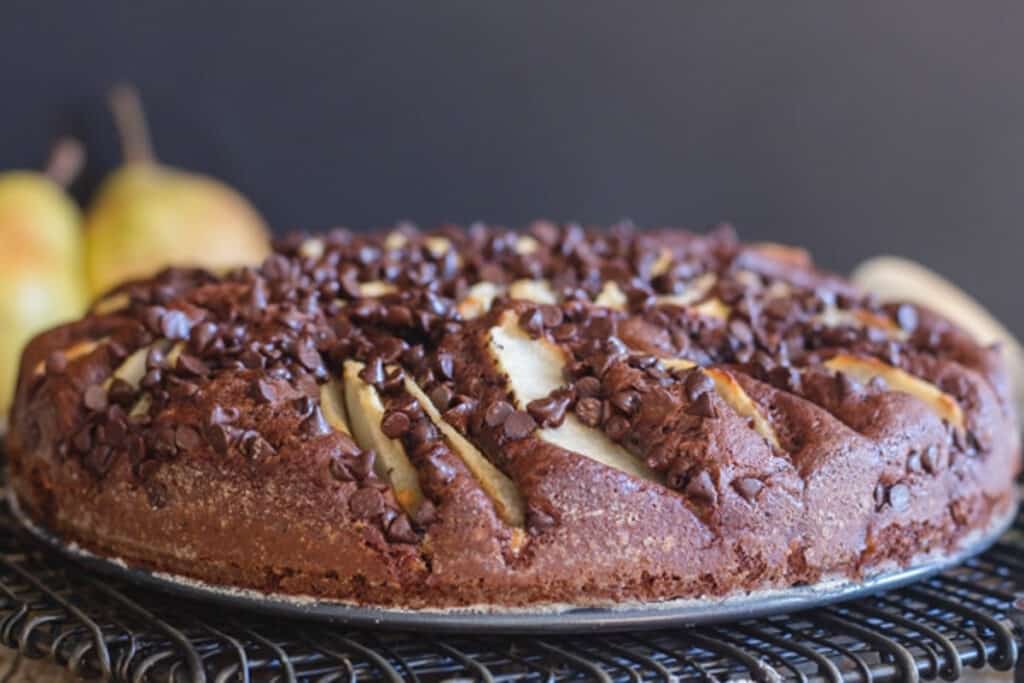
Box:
605 415 630 441
687 392 718 419
350 449 376 480
381 410 412 438
349 487 385 519
685 470 717 505
575 397 603 427
683 371 714 401
412 499 438 527
527 394 571 427
485 400 514 427
177 353 209 377
888 483 911 512
207 424 233 454
921 445 942 474
733 477 763 502
160 310 192 340
83 385 109 412
610 390 641 415
895 304 918 332
429 384 454 411
906 450 922 474
386 515 418 543
526 506 557 532
359 358 386 386
574 376 602 398
175 425 202 451
503 411 537 440
254 378 279 403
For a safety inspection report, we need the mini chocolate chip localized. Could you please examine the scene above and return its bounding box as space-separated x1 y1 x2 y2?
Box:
526 506 557 532
175 425 202 451
349 487 385 519
160 310 192 340
527 394 570 427
72 426 93 453
921 444 942 474
873 483 887 509
435 353 455 380
429 384 454 411
350 449 376 480
687 392 718 419
906 450 922 474
685 470 717 505
485 400 514 427
242 432 276 460
83 385 109 412
895 304 918 332
412 499 438 528
381 410 412 438
255 378 279 403
189 321 218 354
574 376 602 398
733 477 763 502
605 415 630 441
207 424 232 454
330 458 355 481
359 357 386 386
86 445 116 476
683 371 714 401
177 353 208 377
296 339 323 372
503 411 537 440
540 305 564 328
209 404 240 425
888 483 911 511
45 351 68 374
301 405 333 437
108 378 136 407
520 308 544 336
575 397 603 427
387 515 418 544
611 390 641 415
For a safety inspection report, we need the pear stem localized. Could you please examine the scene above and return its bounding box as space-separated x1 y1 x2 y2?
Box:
44 137 86 188
109 83 156 164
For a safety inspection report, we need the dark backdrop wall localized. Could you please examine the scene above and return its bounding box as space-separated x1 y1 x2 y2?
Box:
3 2 1023 332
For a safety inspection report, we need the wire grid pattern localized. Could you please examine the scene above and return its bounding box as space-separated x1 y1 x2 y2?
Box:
1 485 1022 683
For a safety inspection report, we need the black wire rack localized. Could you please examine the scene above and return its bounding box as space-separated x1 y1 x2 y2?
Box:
2 477 1024 683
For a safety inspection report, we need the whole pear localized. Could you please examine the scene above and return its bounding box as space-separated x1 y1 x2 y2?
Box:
85 85 270 298
0 141 87 426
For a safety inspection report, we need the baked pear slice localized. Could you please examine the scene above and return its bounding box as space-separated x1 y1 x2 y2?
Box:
403 376 526 527
319 377 351 435
507 279 558 305
703 368 782 450
594 281 627 310
487 312 661 483
33 338 107 376
342 361 424 514
457 281 503 319
824 353 965 431
655 273 717 308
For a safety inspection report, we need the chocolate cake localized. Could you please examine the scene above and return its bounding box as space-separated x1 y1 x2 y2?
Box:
5 223 1019 608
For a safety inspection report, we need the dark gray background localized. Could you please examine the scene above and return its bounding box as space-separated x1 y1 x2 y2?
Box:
3 2 1022 332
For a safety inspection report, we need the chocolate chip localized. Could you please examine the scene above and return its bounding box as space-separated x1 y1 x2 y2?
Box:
574 376 602 398
685 470 717 505
503 410 537 440
412 499 438 527
177 353 208 377
350 449 376 480
733 477 763 502
605 415 630 441
874 483 887 509
83 385 109 412
687 392 718 419
190 321 219 354
575 397 603 427
108 378 136 407
520 308 544 336
888 483 911 511
540 305 564 328
381 410 412 438
895 304 918 332
175 425 202 451
429 384 454 411
485 400 514 427
160 310 192 340
386 515 418 544
359 358 386 386
610 390 641 415
254 378 279 403
241 431 276 460
207 424 233 454
349 487 385 519
330 458 355 481
435 353 455 380
526 506 557 532
921 444 943 474
85 445 116 476
296 338 323 372
301 405 333 437
209 404 240 425
527 394 570 427
45 351 68 374
683 371 714 401
906 450 922 474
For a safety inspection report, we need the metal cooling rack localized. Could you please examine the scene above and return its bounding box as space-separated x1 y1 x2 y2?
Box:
2 482 1023 682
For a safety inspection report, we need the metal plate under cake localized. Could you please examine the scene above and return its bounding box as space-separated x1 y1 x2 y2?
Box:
8 488 1017 634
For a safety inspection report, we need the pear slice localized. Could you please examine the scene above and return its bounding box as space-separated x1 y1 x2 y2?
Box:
129 393 151 418
824 353 965 431
650 247 674 277
359 281 398 298
319 377 351 435
33 338 107 376
403 376 526 526
488 312 661 482
107 340 171 389
815 307 907 340
424 236 452 258
661 357 697 372
515 235 540 255
298 238 325 260
703 368 782 450
92 292 131 316
693 298 731 321
508 279 558 305
655 273 718 308
342 361 424 514
165 341 186 368
457 281 503 319
594 281 627 310
384 231 408 250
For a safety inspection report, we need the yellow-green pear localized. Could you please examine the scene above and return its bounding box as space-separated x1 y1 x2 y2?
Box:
85 84 271 298
0 140 88 427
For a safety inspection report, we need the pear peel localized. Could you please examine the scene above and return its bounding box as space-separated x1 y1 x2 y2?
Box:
403 376 526 527
342 361 424 514
319 378 351 435
487 312 661 483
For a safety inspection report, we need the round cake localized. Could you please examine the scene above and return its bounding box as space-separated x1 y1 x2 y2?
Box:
5 223 1019 608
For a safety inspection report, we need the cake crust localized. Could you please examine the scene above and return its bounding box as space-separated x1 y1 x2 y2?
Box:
6 223 1019 608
